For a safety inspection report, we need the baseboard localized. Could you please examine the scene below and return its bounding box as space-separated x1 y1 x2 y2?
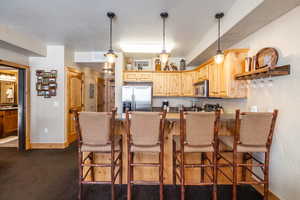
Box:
30 142 68 149
251 177 280 200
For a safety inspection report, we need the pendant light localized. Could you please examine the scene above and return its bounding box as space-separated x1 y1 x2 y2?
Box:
214 12 225 64
159 12 169 65
104 12 117 64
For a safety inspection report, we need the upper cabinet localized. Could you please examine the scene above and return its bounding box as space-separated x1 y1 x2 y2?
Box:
181 71 195 96
123 71 153 82
123 49 248 98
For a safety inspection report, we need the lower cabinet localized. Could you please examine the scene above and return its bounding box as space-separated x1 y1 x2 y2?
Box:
0 109 18 138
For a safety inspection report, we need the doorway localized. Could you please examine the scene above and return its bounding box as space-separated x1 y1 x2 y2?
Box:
0 61 29 151
97 78 105 112
66 67 84 145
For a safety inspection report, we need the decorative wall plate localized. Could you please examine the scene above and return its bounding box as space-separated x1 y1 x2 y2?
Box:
255 47 279 69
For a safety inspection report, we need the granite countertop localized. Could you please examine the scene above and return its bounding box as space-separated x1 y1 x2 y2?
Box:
117 112 235 121
0 107 18 111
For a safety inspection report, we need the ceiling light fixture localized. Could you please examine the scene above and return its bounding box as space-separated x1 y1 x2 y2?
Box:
159 12 169 65
104 12 117 64
214 12 225 64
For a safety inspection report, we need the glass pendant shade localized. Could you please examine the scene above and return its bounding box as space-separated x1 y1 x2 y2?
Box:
214 50 224 64
159 50 169 65
105 50 117 64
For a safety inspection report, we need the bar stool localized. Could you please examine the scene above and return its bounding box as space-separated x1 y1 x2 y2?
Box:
218 110 278 200
125 111 167 200
73 109 122 200
173 110 220 200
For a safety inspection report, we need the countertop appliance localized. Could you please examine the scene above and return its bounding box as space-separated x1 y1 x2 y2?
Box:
122 85 152 112
194 80 209 97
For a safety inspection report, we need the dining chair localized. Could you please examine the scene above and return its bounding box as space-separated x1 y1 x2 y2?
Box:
125 111 167 200
173 110 220 200
218 109 278 200
73 108 122 200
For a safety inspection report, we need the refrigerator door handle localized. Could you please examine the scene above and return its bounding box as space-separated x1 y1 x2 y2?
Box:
132 94 136 111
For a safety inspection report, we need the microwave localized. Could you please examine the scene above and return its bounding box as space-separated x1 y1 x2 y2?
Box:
194 80 209 97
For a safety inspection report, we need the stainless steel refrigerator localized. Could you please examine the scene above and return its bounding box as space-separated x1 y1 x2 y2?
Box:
122 85 152 112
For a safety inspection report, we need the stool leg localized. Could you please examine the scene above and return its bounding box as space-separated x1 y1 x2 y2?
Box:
111 149 115 200
180 151 185 200
90 152 95 181
159 151 164 200
241 153 247 181
119 139 123 185
264 152 270 200
78 150 83 200
127 151 132 200
232 150 238 200
172 140 176 185
200 153 205 183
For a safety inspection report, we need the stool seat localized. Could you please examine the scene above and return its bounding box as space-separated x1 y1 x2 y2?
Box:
173 135 214 152
219 136 267 152
81 135 122 152
130 144 160 152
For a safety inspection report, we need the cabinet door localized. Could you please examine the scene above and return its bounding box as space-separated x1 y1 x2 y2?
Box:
123 72 153 82
153 73 167 96
181 72 195 96
219 63 227 97
167 73 182 96
208 63 220 97
136 72 153 82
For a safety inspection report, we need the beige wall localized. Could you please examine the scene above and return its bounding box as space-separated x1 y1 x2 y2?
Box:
29 46 66 143
227 6 300 200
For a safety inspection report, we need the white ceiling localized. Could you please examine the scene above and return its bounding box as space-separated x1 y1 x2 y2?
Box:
0 0 236 57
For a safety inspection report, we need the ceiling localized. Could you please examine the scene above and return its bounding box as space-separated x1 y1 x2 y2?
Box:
0 0 236 57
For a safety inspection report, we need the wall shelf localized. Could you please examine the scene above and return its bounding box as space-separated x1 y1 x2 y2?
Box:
235 65 290 80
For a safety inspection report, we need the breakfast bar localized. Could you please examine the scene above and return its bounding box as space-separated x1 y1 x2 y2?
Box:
83 112 236 185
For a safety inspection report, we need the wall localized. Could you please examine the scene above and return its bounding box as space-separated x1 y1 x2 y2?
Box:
81 67 101 111
29 46 66 143
228 6 300 200
0 46 29 65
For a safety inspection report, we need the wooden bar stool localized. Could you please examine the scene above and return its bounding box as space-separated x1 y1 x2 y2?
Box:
125 111 167 200
218 109 278 200
173 110 220 200
73 109 123 200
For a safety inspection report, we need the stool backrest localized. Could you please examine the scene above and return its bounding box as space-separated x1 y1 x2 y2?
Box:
129 112 163 146
238 111 278 146
183 112 219 146
79 112 112 145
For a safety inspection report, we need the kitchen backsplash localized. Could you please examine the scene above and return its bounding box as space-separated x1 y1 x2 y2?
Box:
152 97 247 113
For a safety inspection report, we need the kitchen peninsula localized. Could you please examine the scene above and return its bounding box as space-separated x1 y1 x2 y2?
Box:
83 111 235 185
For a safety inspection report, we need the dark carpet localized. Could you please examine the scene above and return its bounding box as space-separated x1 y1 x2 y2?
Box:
0 144 262 200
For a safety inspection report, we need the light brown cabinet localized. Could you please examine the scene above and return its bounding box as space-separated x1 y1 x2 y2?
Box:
167 73 182 96
208 51 247 98
0 109 18 138
152 73 167 96
181 72 195 96
123 71 153 82
123 49 248 98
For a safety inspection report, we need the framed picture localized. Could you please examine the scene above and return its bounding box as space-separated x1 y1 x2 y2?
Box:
44 91 51 98
49 83 57 88
37 90 45 96
89 83 95 98
41 85 49 90
36 83 42 90
49 89 56 96
49 78 56 83
133 59 152 71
